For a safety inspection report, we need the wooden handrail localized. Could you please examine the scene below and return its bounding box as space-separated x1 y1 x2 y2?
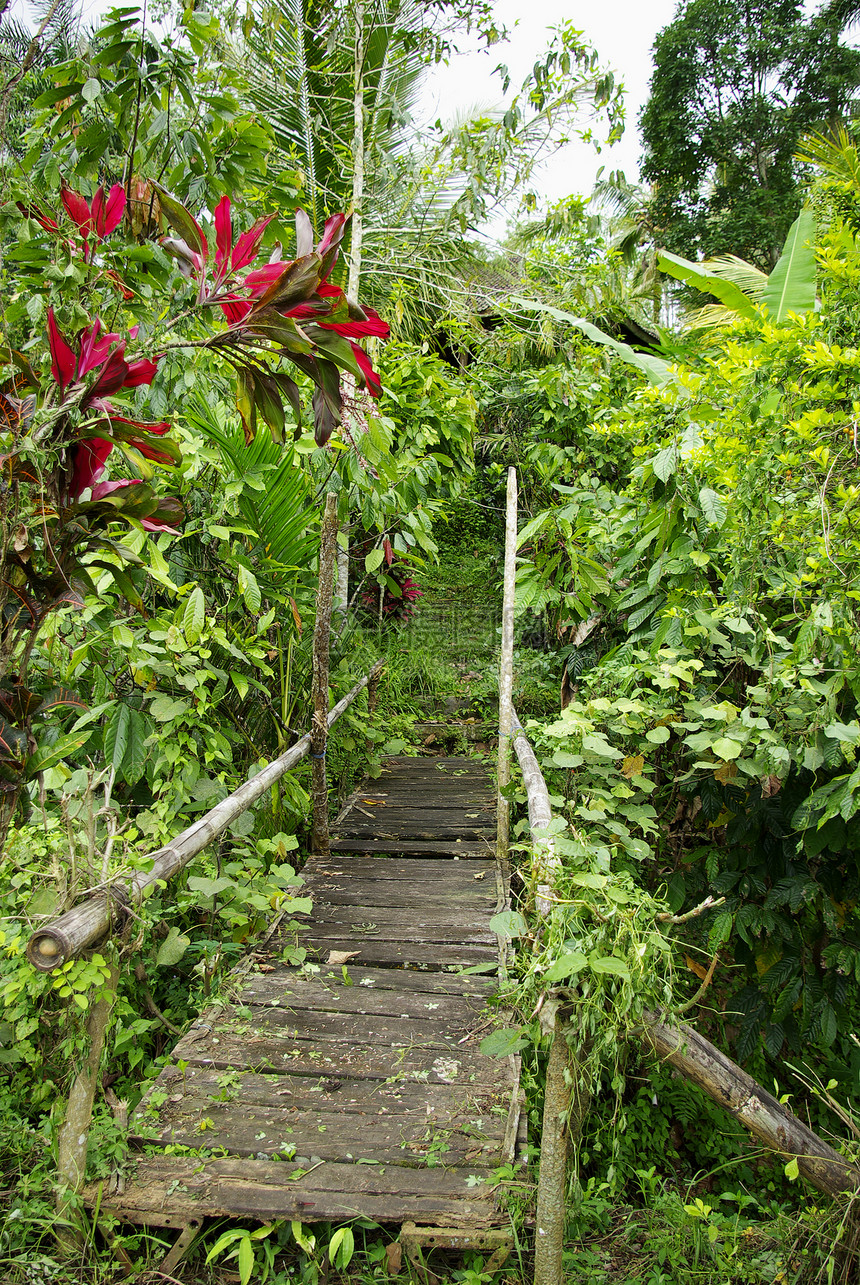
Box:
27 660 385 972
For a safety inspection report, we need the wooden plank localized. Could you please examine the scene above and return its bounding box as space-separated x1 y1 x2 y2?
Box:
328 840 494 858
197 1003 490 1048
305 857 501 882
238 974 494 1016
88 1155 510 1226
139 1066 509 1115
240 964 496 998
333 825 495 840
288 936 497 969
296 900 497 928
170 1029 503 1084
135 1091 508 1167
298 885 498 910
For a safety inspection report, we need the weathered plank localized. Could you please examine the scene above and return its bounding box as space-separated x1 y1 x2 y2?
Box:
89 1154 513 1227
237 972 493 1015
328 839 494 858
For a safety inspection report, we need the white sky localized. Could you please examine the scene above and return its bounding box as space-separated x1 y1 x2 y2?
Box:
421 0 680 232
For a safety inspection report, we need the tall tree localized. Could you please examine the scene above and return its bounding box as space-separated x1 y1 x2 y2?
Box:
640 0 860 267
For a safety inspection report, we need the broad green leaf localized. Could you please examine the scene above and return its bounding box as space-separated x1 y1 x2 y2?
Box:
509 297 675 387
25 730 93 776
582 733 622 759
156 926 191 967
365 548 385 573
150 695 189 722
712 737 743 760
122 709 148 786
656 250 758 321
646 725 670 744
589 954 630 980
651 445 678 483
328 1228 354 1270
187 875 237 899
103 703 130 772
237 565 261 613
545 951 588 981
480 1028 527 1057
760 207 817 321
784 1157 799 1181
699 487 727 527
489 910 527 938
183 587 205 644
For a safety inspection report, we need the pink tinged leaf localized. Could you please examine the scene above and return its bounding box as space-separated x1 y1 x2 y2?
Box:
92 184 126 238
85 346 129 403
383 537 393 566
107 414 171 436
295 208 314 258
91 478 139 499
351 343 383 398
232 213 275 272
214 195 232 274
219 295 253 324
69 437 113 496
60 184 92 236
243 262 288 295
77 320 122 377
123 358 159 387
321 308 390 339
317 213 348 257
47 308 78 394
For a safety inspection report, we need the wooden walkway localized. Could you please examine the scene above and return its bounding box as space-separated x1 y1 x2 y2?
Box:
93 754 525 1254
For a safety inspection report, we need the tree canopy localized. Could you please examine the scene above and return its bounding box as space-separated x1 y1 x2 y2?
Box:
640 0 860 266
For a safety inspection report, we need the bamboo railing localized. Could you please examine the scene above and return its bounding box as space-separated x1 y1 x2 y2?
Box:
27 659 385 972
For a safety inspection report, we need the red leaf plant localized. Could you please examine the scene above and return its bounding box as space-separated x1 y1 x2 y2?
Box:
45 308 179 500
155 188 389 445
60 182 126 262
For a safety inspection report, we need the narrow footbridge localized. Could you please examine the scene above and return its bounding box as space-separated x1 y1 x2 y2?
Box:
92 754 525 1262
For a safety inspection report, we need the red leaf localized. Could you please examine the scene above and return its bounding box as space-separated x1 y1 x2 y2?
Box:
321 305 390 339
317 212 348 257
84 346 128 403
123 358 159 387
77 319 121 377
219 295 253 324
214 195 232 275
383 537 393 566
243 262 288 296
69 437 112 496
60 184 92 237
47 308 77 394
92 184 126 238
351 343 382 397
232 213 275 272
17 201 59 233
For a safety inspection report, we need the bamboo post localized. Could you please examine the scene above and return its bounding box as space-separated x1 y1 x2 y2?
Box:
55 959 119 1244
497 466 517 863
311 492 338 856
27 660 385 971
